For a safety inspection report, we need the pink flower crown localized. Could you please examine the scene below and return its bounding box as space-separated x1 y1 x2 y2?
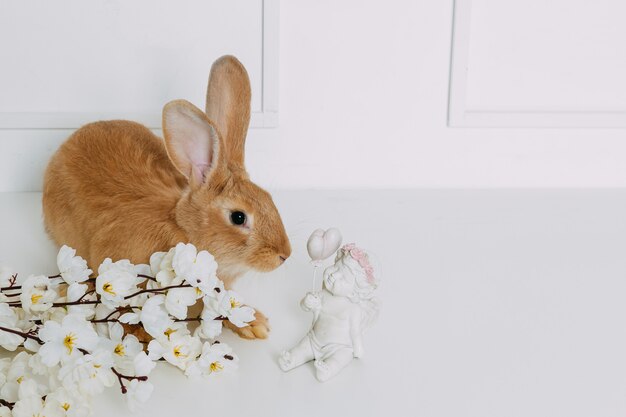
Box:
340 243 375 285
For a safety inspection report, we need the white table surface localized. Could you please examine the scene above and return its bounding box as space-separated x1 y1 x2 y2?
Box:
1 190 625 416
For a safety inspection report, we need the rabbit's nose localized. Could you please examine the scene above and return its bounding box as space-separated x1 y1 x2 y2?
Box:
278 255 287 263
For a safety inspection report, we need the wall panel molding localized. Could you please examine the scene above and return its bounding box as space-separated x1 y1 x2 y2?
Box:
448 0 626 128
0 0 278 130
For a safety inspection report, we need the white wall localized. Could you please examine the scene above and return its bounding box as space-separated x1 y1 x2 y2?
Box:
248 0 626 189
3 0 626 191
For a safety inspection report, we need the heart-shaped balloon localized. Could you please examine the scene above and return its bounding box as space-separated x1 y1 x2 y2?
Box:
307 228 343 262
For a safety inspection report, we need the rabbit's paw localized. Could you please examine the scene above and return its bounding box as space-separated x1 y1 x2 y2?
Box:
224 309 270 339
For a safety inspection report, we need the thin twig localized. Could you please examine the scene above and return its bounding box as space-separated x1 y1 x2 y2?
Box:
75 289 96 303
0 273 19 291
174 315 227 322
91 306 143 323
137 274 157 282
124 283 191 300
111 367 148 394
1 273 63 292
54 300 100 307
0 325 43 344
91 318 119 323
0 399 14 408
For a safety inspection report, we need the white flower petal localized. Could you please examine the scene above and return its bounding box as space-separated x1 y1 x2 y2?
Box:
149 252 167 276
57 245 92 284
228 305 256 328
125 380 154 412
118 312 140 324
133 351 156 376
147 339 165 361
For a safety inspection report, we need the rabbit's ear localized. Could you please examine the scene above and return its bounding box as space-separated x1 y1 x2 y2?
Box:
205 55 251 167
163 100 222 187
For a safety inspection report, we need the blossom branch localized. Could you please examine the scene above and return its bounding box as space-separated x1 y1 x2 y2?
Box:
0 290 21 299
0 242 245 412
76 289 96 302
7 297 111 307
92 314 227 324
0 399 14 409
0 325 43 344
111 367 148 394
0 273 18 291
53 300 100 307
0 273 62 292
124 283 192 300
91 306 141 323
137 274 157 282
90 318 120 323
173 315 227 322
7 283 195 310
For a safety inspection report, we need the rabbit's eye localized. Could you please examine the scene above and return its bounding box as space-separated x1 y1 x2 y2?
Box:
230 211 247 226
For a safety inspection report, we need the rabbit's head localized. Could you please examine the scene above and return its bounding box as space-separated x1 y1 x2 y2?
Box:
162 56 290 282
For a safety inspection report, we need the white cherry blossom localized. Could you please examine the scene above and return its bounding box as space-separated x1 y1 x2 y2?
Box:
95 259 141 308
65 283 95 320
203 289 255 328
0 303 24 351
16 379 42 401
45 387 90 417
38 314 99 366
125 379 154 412
92 304 116 337
56 246 91 285
11 397 61 417
1 352 31 402
150 248 180 286
104 323 143 374
19 275 57 314
196 313 223 340
37 307 67 326
138 295 192 342
0 242 247 414
133 263 152 281
117 310 140 325
0 357 9 387
59 349 115 396
138 295 174 338
148 333 201 371
172 243 219 292
159 322 190 344
186 342 238 377
27 353 47 375
133 351 156 376
164 287 199 320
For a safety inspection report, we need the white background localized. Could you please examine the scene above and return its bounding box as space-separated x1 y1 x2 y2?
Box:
2 0 626 191
3 190 625 416
1 1 626 416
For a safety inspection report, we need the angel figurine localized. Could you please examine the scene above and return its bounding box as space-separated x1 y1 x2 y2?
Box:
278 243 379 382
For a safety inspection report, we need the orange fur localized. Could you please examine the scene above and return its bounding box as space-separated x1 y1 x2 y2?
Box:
42 56 290 339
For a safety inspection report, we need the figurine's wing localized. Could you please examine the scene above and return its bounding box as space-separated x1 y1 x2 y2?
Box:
360 297 380 331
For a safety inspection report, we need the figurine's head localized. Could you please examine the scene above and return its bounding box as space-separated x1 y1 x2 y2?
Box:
322 243 377 302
